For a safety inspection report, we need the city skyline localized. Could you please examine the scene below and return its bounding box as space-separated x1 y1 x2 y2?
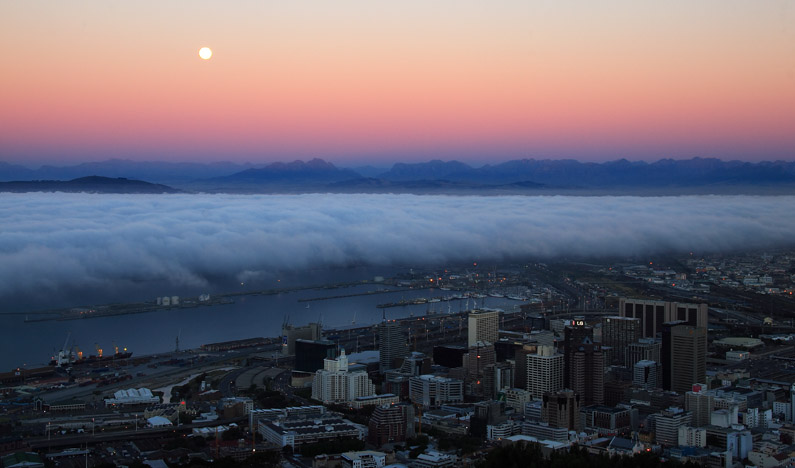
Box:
2 1 794 165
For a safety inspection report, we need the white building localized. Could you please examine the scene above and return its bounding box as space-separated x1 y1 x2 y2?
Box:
411 450 457 468
745 407 772 429
105 388 160 407
467 310 498 347
503 388 533 413
487 420 521 440
341 450 386 468
312 349 376 404
409 375 464 408
678 426 707 447
654 407 692 447
523 346 564 398
259 416 366 449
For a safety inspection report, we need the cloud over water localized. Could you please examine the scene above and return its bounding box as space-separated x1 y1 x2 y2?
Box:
1 194 793 299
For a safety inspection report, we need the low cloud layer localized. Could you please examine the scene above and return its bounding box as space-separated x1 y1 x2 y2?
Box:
1 193 794 299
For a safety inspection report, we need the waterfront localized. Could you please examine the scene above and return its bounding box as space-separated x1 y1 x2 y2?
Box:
0 273 523 370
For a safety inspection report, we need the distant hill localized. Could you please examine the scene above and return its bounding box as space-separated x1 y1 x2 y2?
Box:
3 157 795 194
0 159 259 184
189 158 363 191
377 158 795 187
0 176 182 194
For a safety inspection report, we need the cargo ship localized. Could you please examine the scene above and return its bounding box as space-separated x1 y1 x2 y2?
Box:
49 334 132 367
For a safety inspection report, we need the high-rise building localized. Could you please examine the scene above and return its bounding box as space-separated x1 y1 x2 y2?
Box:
685 384 714 428
312 349 376 404
485 361 514 399
563 324 604 406
626 338 662 368
619 298 707 339
295 339 337 373
468 310 499 347
662 322 707 393
281 322 322 355
516 345 564 399
466 341 496 397
790 383 795 423
398 352 432 376
542 389 580 431
368 403 415 446
495 339 525 362
633 360 661 390
601 316 641 366
654 407 692 446
378 320 408 373
432 345 466 368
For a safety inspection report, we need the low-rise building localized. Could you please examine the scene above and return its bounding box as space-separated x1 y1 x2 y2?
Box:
105 388 160 407
341 450 386 468
350 393 399 409
259 416 366 449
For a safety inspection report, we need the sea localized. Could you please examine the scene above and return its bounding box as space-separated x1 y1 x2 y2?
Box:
0 266 521 370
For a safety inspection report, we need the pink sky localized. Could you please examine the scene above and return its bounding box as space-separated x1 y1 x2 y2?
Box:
1 1 794 165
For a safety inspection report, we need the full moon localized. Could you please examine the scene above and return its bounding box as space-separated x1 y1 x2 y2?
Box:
198 47 212 60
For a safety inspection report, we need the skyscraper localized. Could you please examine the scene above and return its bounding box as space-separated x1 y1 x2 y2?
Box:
662 322 707 393
626 338 662 368
619 298 707 339
281 321 322 355
294 339 337 373
378 319 408 373
542 389 580 431
633 360 661 390
563 324 604 406
601 316 641 366
685 384 714 427
466 341 496 397
467 309 499 347
516 345 564 399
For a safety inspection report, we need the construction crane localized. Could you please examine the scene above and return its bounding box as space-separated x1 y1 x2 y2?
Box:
54 332 73 367
94 343 103 358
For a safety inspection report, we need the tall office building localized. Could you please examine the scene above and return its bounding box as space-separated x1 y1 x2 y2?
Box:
655 407 692 446
368 403 415 446
294 339 337 373
516 345 564 399
281 322 322 355
662 322 707 393
466 341 496 397
634 360 661 390
619 298 707 339
433 345 466 368
563 324 604 406
626 338 662 368
468 310 499 347
601 316 641 366
542 389 580 431
685 384 714 428
378 319 408 373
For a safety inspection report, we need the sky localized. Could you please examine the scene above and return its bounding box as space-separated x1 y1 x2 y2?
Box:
1 1 794 166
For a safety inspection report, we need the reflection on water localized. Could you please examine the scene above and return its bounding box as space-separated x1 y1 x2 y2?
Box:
1 266 520 369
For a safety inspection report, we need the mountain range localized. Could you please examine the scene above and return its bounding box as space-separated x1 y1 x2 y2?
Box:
1 157 795 194
0 176 181 194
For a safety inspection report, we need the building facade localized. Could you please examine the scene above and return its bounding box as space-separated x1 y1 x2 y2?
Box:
467 310 499 347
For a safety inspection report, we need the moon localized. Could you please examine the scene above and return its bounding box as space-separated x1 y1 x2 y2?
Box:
198 47 212 60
